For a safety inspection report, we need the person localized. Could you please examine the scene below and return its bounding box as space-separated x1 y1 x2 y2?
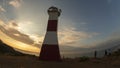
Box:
105 50 108 56
94 50 97 58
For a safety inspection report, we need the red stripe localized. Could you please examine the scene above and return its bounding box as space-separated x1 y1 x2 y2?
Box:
39 44 61 61
47 20 58 31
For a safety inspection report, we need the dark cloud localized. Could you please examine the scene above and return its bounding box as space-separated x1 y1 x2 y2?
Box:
0 20 34 45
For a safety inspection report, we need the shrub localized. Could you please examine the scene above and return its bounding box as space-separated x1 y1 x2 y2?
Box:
79 56 89 62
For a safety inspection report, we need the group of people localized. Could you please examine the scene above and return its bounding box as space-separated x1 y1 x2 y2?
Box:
94 49 112 58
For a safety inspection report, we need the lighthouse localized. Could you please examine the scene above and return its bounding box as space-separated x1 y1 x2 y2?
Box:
39 6 61 61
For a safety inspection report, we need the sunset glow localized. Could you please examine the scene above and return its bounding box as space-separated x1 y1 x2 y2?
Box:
0 29 40 53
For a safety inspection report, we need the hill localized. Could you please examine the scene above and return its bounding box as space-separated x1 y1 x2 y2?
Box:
0 40 26 56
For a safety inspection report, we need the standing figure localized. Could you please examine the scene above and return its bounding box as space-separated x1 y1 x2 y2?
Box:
104 50 108 56
94 50 97 58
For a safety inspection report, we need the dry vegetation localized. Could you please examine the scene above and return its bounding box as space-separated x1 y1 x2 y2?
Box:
0 52 120 68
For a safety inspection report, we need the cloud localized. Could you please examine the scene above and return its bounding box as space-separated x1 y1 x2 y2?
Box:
29 34 44 44
0 19 44 49
60 31 120 57
0 20 34 45
9 0 22 8
89 31 120 51
58 27 99 46
0 6 6 12
6 20 18 29
0 30 40 53
0 20 40 54
0 20 5 26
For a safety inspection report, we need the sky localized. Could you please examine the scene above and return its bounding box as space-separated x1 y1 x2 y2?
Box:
0 0 120 57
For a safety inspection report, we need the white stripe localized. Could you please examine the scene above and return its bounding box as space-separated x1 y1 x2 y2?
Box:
43 32 58 45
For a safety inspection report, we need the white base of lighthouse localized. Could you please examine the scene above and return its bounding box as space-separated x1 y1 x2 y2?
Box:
39 32 61 61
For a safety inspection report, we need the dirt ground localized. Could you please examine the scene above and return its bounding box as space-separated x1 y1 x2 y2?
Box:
0 56 120 68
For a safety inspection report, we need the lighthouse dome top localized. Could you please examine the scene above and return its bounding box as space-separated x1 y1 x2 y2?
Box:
48 6 61 16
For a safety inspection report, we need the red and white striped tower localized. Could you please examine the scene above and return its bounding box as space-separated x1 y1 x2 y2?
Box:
39 7 61 61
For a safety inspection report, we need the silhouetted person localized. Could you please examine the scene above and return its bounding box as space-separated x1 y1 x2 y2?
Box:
94 50 97 58
105 50 108 56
